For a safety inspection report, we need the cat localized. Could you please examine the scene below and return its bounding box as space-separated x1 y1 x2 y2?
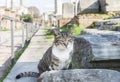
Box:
16 28 74 82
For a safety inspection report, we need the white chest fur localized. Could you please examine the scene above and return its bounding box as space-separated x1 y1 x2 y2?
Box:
52 43 73 69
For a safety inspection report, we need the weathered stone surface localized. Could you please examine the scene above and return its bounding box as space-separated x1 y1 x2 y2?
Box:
40 69 120 82
81 29 120 38
73 29 120 70
78 0 99 13
94 19 120 31
99 0 120 13
62 3 74 18
78 35 120 60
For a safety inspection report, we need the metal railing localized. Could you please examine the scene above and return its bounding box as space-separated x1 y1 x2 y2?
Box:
1 15 39 64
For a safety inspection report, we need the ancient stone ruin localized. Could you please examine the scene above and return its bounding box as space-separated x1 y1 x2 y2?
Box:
40 69 120 82
94 19 120 31
73 29 120 70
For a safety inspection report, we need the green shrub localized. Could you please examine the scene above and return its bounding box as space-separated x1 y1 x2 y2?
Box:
72 24 84 35
60 24 84 36
20 14 33 23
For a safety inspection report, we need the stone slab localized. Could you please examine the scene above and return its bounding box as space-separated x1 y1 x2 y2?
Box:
40 69 120 82
78 35 120 60
73 29 120 70
81 29 120 60
94 19 120 31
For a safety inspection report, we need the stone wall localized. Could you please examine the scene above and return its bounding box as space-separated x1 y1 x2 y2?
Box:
58 16 79 27
99 0 120 13
58 18 72 27
78 17 102 27
58 14 104 27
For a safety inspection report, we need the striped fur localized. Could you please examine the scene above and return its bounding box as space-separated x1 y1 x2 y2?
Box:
16 72 39 79
16 29 74 81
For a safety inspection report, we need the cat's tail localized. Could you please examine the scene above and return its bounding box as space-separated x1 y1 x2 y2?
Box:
16 72 39 79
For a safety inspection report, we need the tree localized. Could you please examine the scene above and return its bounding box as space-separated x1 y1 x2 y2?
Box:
28 6 40 18
20 14 33 22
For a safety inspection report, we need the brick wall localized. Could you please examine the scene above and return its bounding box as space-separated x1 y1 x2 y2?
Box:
58 14 105 27
58 18 71 27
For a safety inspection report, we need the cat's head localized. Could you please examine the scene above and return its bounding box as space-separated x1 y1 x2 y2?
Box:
52 28 73 50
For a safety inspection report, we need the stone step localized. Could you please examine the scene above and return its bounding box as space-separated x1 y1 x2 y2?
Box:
94 19 120 31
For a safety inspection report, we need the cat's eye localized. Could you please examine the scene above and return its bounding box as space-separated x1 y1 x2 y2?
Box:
68 38 73 42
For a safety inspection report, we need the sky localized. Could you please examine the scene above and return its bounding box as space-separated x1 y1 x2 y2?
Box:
0 0 70 13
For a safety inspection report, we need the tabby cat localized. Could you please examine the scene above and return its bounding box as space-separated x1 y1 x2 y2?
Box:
16 28 74 82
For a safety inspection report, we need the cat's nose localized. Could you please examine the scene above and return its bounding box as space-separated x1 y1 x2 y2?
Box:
63 42 68 47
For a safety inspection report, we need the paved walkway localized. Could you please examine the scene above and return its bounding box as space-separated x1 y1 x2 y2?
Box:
3 27 51 82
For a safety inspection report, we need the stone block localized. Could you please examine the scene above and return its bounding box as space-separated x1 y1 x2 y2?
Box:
73 29 120 70
99 0 120 13
62 3 74 18
78 0 99 13
40 69 120 82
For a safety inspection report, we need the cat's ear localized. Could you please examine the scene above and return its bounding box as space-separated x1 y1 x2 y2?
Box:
52 29 60 36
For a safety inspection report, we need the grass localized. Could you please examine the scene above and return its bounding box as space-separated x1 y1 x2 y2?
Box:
14 41 30 61
0 65 12 82
45 29 54 39
0 28 9 31
46 35 54 39
0 41 30 82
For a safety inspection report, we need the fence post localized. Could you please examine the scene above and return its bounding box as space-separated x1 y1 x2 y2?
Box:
26 23 29 42
22 22 25 47
10 20 14 64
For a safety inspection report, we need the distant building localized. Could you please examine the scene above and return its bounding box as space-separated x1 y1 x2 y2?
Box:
0 0 28 29
54 0 62 15
6 0 11 9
